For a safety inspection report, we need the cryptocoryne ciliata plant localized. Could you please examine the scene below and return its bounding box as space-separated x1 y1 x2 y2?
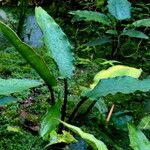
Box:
69 0 150 58
0 5 150 150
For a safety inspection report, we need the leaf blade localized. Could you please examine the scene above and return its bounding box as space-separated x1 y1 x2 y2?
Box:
107 0 131 20
35 7 74 78
40 100 61 139
122 29 149 39
128 124 150 150
0 78 42 95
133 18 150 27
69 10 111 26
85 77 150 99
61 121 108 150
0 21 57 87
91 65 142 88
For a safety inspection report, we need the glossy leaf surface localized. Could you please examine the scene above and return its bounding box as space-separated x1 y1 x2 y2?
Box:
107 0 131 20
0 78 42 95
61 121 108 150
35 7 74 78
85 77 150 99
91 65 142 88
40 100 61 139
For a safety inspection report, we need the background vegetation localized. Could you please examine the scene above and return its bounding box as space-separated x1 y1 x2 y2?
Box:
0 0 150 150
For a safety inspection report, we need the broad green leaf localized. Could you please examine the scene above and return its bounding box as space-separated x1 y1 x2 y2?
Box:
85 36 112 47
0 78 42 95
35 7 74 78
45 130 77 148
133 18 150 27
61 121 108 150
0 21 56 87
91 65 142 88
85 77 150 99
138 115 150 130
122 29 149 39
69 10 111 26
0 96 17 106
128 124 150 150
40 100 61 139
107 0 131 20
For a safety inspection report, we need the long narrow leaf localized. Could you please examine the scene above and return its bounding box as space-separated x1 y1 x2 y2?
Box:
61 121 108 150
122 29 149 39
91 65 142 88
128 124 150 150
40 100 61 139
0 78 42 95
85 77 150 99
69 10 111 26
0 21 57 87
35 7 74 78
133 18 150 27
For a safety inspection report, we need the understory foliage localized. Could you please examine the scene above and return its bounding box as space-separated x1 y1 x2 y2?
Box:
0 0 150 149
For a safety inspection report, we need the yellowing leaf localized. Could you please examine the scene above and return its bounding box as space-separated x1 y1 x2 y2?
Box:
44 130 77 148
91 65 142 88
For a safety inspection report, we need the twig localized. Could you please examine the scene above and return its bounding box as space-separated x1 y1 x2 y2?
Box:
47 84 55 105
106 104 115 124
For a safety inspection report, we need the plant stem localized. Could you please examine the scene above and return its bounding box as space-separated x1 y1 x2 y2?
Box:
61 78 68 121
68 96 88 123
17 0 27 38
59 78 68 132
106 104 115 125
47 84 55 105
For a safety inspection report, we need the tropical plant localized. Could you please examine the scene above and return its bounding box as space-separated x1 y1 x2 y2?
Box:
0 6 150 150
69 0 150 58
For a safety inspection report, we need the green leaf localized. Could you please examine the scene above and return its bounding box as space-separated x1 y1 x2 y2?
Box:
122 29 149 39
106 29 118 35
60 121 108 150
133 18 150 27
85 36 112 46
138 115 150 130
91 65 142 88
0 21 56 87
128 124 150 150
35 7 74 78
7 126 22 134
40 100 61 139
107 0 131 20
0 96 17 106
45 130 77 148
0 78 42 95
69 10 111 26
85 77 150 99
